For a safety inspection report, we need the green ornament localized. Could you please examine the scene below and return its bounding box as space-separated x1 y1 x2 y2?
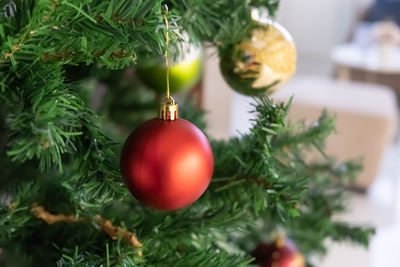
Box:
137 41 203 93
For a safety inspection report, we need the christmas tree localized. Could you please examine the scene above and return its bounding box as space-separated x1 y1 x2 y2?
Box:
0 1 374 266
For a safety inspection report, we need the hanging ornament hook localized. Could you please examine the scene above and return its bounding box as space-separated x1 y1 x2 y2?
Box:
159 4 179 121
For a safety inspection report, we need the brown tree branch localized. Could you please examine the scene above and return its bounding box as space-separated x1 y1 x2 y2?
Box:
30 203 142 256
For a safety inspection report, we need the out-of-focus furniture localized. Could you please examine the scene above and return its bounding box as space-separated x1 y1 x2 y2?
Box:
273 76 398 189
332 43 400 97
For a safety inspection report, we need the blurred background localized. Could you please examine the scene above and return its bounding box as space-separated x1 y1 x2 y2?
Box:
201 0 400 266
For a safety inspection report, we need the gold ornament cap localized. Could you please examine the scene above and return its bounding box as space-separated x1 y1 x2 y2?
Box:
159 96 179 120
158 5 178 121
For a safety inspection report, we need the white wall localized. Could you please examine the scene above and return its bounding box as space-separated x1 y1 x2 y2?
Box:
277 0 373 75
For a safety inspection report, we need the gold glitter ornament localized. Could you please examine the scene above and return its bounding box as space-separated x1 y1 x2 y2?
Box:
220 21 297 96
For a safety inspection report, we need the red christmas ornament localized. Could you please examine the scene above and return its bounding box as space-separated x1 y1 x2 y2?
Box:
252 238 305 267
121 10 213 210
120 110 214 210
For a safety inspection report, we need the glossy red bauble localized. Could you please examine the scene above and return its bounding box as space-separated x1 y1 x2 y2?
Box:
120 118 213 210
252 238 305 267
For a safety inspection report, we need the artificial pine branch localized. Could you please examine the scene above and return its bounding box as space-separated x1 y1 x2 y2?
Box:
0 96 374 266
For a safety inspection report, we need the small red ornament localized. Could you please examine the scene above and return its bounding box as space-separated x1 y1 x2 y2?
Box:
252 238 305 267
120 115 213 210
